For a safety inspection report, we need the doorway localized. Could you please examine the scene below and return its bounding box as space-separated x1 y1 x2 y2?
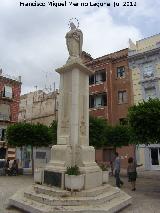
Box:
150 148 160 170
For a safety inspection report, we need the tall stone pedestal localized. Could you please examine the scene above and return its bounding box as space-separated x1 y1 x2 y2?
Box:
44 60 102 190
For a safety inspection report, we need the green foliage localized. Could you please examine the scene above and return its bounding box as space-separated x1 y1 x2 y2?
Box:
99 163 109 171
66 165 80 175
89 116 130 148
32 123 53 147
6 123 33 147
49 120 57 145
128 98 160 144
89 116 109 148
106 125 131 147
6 122 52 147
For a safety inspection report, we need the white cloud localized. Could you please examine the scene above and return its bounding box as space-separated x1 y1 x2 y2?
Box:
109 0 160 22
0 0 155 94
81 8 141 57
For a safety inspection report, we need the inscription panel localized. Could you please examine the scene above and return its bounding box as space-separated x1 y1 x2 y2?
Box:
44 171 62 187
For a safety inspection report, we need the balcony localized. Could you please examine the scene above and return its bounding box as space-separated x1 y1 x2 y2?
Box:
89 106 108 118
89 82 107 94
89 70 107 94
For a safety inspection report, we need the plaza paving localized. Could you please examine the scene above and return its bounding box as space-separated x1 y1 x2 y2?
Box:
0 172 159 213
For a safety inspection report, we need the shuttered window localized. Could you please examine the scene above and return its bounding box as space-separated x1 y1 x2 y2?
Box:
3 85 12 98
0 104 10 121
118 91 127 104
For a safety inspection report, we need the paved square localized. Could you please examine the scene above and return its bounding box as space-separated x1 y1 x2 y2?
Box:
110 174 160 213
0 173 160 213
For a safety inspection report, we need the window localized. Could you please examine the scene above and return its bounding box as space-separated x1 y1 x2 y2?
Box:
117 66 125 78
118 91 127 104
89 70 106 85
0 104 10 121
89 94 107 108
94 96 102 107
2 85 12 98
145 87 157 100
143 63 154 78
36 152 46 159
0 128 6 141
95 71 106 83
103 148 115 162
89 75 94 85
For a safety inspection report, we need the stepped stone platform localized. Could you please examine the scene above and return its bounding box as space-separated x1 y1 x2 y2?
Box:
8 184 132 213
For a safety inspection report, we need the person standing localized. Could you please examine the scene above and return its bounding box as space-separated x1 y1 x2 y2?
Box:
110 160 114 176
11 159 18 175
0 143 6 159
4 158 10 175
127 157 142 191
114 152 123 188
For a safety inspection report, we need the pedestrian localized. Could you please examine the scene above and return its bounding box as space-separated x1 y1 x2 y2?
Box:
114 152 123 188
11 159 18 175
110 160 114 176
127 157 143 191
4 158 10 175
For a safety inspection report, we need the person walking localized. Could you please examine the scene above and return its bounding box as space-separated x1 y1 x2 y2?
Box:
127 157 142 191
114 152 123 188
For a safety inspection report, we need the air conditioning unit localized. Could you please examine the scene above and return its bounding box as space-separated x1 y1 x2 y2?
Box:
34 168 44 184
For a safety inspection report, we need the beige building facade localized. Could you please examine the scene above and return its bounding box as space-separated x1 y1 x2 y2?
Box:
17 89 58 171
129 34 160 170
18 89 58 126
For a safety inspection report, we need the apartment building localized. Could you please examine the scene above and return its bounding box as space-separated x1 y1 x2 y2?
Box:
0 69 21 159
82 49 135 168
129 33 160 170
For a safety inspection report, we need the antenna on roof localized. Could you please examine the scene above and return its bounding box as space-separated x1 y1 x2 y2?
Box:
34 85 38 91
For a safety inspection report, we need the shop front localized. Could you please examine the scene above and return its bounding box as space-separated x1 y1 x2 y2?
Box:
136 144 160 170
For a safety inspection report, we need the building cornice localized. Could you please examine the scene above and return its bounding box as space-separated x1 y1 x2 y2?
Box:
85 48 128 67
139 77 160 85
128 46 160 61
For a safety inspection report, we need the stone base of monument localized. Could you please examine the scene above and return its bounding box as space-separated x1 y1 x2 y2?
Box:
43 145 104 190
8 183 131 213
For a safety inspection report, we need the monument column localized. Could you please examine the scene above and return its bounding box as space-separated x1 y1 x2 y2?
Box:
45 21 102 189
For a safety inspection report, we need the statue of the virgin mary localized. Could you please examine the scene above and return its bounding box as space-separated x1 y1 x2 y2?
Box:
65 22 83 62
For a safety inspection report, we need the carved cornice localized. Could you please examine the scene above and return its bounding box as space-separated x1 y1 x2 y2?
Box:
128 46 160 62
139 77 160 88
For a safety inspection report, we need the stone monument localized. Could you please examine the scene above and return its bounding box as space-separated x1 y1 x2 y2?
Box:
44 20 102 190
8 20 132 213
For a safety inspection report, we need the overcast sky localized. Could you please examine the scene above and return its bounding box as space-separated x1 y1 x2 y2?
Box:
0 0 160 94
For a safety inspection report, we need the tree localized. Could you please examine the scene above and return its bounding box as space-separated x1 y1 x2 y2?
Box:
6 123 52 174
45 117 131 149
32 123 53 147
89 116 109 148
105 125 131 148
128 98 160 144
